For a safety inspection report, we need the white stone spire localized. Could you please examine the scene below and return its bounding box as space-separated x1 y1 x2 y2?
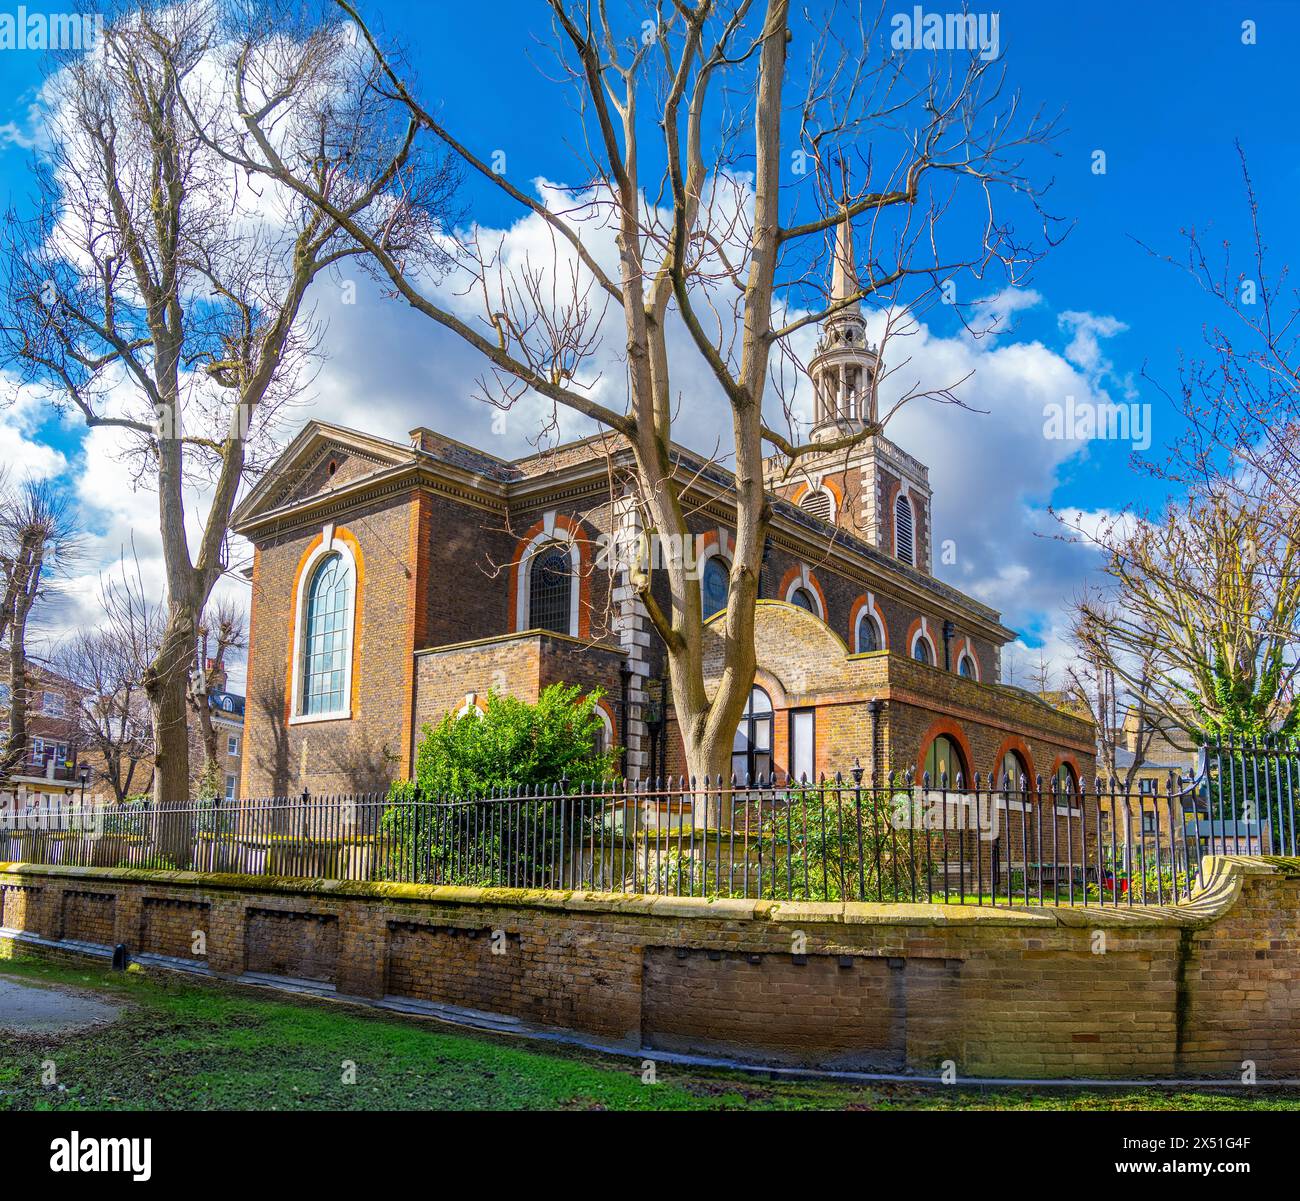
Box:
808 207 879 442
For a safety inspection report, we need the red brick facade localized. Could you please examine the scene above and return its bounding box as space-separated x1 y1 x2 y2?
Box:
231 420 1092 800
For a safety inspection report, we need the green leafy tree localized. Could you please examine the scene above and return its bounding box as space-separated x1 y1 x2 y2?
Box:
381 685 619 885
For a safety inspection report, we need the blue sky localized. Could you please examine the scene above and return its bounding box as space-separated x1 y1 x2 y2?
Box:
2 0 1297 682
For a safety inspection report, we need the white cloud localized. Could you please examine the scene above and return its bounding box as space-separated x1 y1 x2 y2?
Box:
1058 310 1129 377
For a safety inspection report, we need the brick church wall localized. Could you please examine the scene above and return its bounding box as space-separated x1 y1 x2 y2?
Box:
242 490 425 798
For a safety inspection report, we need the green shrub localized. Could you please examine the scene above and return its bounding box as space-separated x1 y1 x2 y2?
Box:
380 684 619 885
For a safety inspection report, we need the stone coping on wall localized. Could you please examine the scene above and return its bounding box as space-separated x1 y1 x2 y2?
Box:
1 855 1290 931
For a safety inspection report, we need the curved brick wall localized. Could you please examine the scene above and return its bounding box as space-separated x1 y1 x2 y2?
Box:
1 857 1296 1079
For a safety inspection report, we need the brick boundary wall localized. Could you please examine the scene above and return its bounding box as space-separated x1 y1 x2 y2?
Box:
1 857 1297 1078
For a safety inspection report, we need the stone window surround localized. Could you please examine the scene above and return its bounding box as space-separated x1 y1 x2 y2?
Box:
289 525 359 726
513 514 583 639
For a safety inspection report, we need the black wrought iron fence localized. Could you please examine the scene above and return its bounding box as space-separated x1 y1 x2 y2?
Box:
0 769 1221 907
1197 734 1299 857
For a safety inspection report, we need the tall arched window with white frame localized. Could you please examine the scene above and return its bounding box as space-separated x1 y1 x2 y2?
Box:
528 545 573 635
301 552 352 717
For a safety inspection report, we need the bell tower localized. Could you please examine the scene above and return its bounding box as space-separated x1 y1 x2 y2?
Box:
808 210 881 442
763 205 934 575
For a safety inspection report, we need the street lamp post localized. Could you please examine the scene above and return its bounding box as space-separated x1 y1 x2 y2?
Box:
78 763 90 804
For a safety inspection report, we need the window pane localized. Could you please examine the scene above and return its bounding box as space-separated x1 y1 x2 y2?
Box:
858 615 878 653
790 587 816 613
701 556 730 617
790 709 814 782
529 547 572 635
913 637 931 664
302 554 352 716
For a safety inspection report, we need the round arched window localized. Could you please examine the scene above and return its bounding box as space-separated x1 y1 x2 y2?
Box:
856 611 880 653
301 552 352 716
1000 750 1029 792
528 546 572 635
912 634 932 665
701 555 730 618
924 734 966 786
1055 762 1079 797
731 686 773 782
789 587 817 614
958 653 976 679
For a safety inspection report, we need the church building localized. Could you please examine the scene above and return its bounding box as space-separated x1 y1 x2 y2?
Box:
231 215 1093 801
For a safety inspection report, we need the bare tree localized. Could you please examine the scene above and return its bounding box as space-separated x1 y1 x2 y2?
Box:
188 595 246 798
231 0 1057 789
0 478 81 788
1061 475 1300 743
1062 595 1161 789
1141 144 1300 525
50 572 163 802
0 1 456 850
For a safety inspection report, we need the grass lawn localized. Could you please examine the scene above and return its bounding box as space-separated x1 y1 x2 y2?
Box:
0 949 1296 1112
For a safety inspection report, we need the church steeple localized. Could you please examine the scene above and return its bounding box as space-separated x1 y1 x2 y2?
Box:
809 207 880 442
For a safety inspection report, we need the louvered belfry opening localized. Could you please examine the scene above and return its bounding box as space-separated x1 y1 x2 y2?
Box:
800 488 832 522
895 492 914 565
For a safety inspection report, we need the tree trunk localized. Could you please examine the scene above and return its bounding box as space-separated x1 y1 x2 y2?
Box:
147 606 196 866
2 624 29 786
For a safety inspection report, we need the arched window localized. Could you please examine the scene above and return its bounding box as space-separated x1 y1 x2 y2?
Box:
301 553 352 716
911 633 932 665
800 488 833 523
924 733 967 786
958 652 977 679
701 555 730 618
593 706 614 757
732 686 773 782
1000 750 1029 791
790 587 817 613
1055 761 1079 797
895 492 914 565
528 546 572 635
856 610 880 653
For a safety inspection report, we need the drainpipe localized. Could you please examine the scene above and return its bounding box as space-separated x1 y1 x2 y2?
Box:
942 620 956 672
867 697 883 786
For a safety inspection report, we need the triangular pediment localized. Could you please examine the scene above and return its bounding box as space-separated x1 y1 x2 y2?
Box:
232 421 414 529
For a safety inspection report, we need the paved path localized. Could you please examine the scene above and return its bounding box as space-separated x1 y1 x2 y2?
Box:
0 975 120 1033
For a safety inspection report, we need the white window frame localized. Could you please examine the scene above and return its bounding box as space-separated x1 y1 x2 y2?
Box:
42 690 66 717
516 517 581 638
782 566 825 620
854 595 886 653
289 529 358 725
455 693 486 720
594 705 615 756
225 774 237 802
910 620 938 665
227 733 240 757
798 484 837 524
